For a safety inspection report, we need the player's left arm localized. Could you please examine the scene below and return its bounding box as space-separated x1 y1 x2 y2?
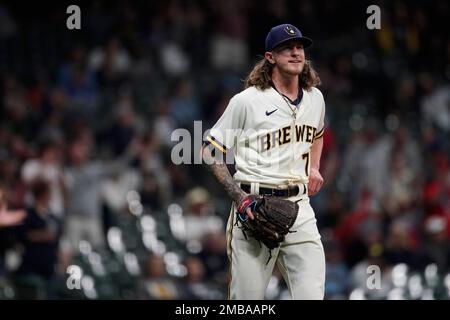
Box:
308 135 324 196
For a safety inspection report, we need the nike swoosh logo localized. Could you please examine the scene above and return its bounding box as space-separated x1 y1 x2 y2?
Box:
265 109 278 116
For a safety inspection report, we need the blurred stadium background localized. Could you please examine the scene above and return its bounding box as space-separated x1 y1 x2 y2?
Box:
0 0 449 300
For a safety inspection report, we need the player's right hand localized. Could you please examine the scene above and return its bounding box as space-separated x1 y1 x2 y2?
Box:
308 167 324 196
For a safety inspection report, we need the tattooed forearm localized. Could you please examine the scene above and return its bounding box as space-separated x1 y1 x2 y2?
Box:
208 163 247 203
202 145 246 203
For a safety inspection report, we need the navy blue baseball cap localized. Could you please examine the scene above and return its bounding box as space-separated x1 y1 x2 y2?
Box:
265 24 313 52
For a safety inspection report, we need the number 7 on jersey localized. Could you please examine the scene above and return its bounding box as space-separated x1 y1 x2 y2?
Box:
302 152 310 177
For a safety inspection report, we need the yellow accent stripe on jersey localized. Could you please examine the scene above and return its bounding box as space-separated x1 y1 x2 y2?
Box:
206 135 227 154
314 128 324 140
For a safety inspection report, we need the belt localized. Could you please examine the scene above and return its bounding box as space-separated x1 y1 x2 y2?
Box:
241 183 305 198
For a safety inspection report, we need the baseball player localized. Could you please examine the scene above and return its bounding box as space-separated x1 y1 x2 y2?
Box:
202 23 326 299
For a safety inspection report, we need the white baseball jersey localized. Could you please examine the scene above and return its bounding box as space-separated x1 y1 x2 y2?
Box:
206 85 325 186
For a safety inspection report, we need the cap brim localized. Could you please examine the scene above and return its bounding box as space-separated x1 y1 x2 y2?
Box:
269 36 313 51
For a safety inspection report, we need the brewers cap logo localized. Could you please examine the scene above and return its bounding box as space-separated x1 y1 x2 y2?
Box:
284 25 297 36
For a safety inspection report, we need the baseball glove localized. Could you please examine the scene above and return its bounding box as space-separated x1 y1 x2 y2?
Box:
236 195 299 250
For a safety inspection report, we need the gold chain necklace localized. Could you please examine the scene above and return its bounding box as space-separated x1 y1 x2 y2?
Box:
271 82 300 120
279 93 298 120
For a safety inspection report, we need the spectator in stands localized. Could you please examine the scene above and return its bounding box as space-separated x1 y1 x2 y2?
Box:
139 171 165 212
58 46 98 121
180 255 222 299
324 240 350 299
88 37 131 89
63 136 105 251
384 220 416 267
0 184 25 277
417 215 450 273
15 179 61 299
169 79 201 129
0 185 25 228
21 140 65 219
183 187 223 243
199 231 228 286
137 253 181 300
419 72 450 132
104 95 141 157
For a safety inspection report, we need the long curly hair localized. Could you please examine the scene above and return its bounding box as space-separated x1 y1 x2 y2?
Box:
244 58 321 91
